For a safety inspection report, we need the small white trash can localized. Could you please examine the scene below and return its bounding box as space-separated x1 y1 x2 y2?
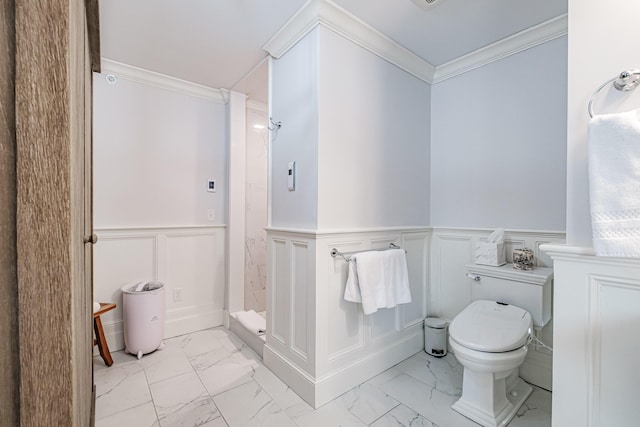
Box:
121 281 165 359
424 317 448 357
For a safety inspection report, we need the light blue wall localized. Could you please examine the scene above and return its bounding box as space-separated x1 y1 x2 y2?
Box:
270 26 431 230
270 29 320 229
430 36 568 230
270 29 567 232
317 27 431 229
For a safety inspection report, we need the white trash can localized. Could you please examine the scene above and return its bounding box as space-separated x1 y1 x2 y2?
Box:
424 317 448 357
121 281 165 359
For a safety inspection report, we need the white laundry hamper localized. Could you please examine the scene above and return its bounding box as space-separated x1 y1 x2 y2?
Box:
121 281 166 359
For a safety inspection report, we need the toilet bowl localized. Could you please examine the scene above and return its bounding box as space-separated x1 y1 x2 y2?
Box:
449 300 533 427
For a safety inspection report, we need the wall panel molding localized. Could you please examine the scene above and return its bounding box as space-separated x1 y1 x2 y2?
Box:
266 227 430 408
587 274 640 426
542 245 640 425
269 238 289 346
93 226 226 352
291 240 311 361
432 234 474 319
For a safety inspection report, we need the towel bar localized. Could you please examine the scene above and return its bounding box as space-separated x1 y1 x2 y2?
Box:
330 243 405 262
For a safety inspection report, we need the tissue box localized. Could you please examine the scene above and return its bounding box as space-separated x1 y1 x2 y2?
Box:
475 242 506 266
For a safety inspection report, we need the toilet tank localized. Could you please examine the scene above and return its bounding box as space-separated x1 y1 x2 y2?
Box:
465 263 553 328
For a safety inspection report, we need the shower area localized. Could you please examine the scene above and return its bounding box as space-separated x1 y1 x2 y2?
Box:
244 106 269 316
228 81 270 356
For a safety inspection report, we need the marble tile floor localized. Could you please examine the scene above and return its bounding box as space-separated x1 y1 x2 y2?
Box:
94 327 551 427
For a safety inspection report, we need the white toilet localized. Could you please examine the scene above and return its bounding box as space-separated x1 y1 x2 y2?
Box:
448 263 553 427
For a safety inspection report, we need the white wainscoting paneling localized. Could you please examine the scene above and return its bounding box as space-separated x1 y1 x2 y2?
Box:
325 238 365 360
431 227 565 391
93 233 158 324
542 245 640 427
267 233 316 370
291 240 311 361
264 227 430 408
401 233 430 329
93 226 226 352
269 238 291 347
432 234 475 319
589 275 640 426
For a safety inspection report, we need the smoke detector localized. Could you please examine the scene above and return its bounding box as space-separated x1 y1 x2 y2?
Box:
410 0 441 9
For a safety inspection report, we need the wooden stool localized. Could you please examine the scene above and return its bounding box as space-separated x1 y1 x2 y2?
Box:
93 303 116 367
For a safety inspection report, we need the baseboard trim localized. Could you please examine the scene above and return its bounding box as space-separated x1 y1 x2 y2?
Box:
264 327 424 408
165 305 223 338
315 328 424 407
263 344 317 406
100 305 223 353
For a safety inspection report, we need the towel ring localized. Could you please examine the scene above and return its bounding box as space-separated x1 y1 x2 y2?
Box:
588 69 640 118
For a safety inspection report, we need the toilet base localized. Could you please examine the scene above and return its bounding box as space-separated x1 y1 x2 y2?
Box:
452 372 532 427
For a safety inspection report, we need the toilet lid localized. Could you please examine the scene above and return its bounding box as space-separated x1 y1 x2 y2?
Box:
449 300 532 352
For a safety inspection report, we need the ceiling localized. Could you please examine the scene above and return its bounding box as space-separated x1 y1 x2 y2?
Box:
99 0 567 103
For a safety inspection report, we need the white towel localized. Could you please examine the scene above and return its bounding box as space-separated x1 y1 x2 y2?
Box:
589 108 640 257
344 260 362 302
93 301 101 313
343 249 411 315
234 310 266 335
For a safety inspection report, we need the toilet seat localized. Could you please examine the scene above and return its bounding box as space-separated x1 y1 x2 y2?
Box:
449 300 532 353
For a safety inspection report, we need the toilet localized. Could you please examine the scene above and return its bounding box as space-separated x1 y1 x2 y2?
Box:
448 263 553 427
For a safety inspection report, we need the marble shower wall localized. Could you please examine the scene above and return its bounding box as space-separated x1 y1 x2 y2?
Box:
245 107 268 312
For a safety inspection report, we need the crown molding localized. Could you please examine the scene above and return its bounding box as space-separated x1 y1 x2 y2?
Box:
432 14 568 84
263 0 436 83
262 0 319 60
102 7 568 99
100 58 229 103
264 1 566 85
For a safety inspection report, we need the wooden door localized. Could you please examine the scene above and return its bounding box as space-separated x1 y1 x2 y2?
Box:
15 0 100 425
73 1 95 424
0 1 19 425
